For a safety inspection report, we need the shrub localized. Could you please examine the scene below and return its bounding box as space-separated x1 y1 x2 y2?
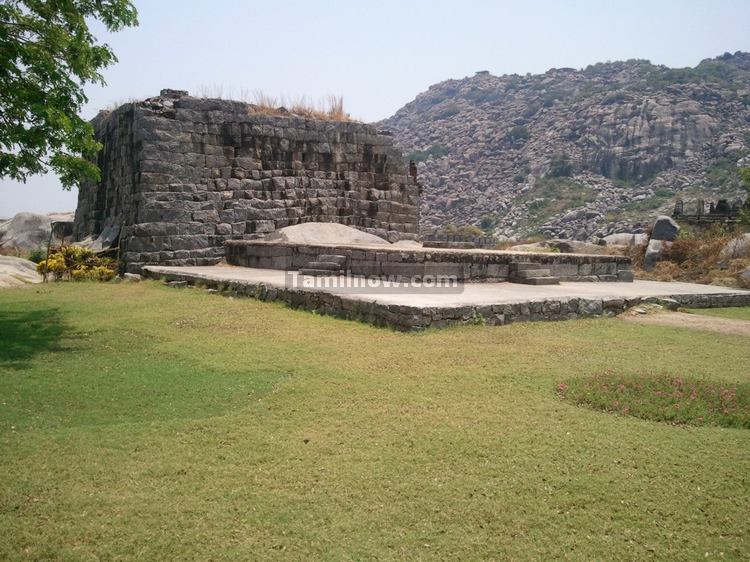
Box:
37 245 116 281
434 224 484 237
479 215 496 232
407 145 449 163
601 91 628 105
458 225 484 237
26 247 47 263
548 153 573 177
661 226 733 277
522 102 541 119
506 125 530 146
635 225 750 285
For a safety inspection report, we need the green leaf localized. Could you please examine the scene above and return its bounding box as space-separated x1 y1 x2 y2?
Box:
0 0 138 189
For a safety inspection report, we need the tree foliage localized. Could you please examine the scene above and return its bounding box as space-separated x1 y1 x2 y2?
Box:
506 125 529 147
0 0 137 188
548 152 573 178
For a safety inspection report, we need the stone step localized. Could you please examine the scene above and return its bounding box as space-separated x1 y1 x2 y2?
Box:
305 261 342 271
509 262 547 272
510 276 560 286
511 269 552 279
318 254 347 265
299 268 340 277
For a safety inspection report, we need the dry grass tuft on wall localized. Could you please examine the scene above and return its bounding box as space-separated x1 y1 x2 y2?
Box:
195 85 354 121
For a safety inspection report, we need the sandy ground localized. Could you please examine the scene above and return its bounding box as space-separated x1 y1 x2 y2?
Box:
622 310 750 336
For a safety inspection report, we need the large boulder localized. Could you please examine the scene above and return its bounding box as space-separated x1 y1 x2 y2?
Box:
643 239 671 271
719 233 750 262
0 211 74 251
650 215 680 241
602 232 648 247
0 256 43 288
47 211 74 223
263 222 391 246
0 212 51 250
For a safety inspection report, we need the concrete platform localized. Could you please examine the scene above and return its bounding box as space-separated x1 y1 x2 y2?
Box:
143 264 750 330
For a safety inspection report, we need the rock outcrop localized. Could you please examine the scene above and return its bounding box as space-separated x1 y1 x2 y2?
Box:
0 256 42 288
380 51 750 240
0 212 74 251
650 215 680 241
719 233 750 262
643 215 681 271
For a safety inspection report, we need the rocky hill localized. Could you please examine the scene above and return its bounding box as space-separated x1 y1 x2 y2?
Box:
380 52 750 240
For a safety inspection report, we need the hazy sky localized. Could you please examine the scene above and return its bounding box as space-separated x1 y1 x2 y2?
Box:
2 0 750 217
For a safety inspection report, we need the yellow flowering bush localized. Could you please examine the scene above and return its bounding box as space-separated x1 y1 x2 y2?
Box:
37 245 117 281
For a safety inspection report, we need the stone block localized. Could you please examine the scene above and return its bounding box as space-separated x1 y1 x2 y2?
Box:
617 270 635 282
486 264 509 279
551 263 579 277
216 223 232 235
253 220 275 233
578 299 603 316
381 262 425 279
651 215 679 241
192 210 220 223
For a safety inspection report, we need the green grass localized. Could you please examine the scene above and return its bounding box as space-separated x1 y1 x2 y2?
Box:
405 145 450 163
705 152 748 193
685 306 750 321
605 189 674 222
522 177 596 232
1 282 750 560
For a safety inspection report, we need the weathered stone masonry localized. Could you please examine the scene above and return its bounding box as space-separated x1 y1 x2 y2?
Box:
74 90 420 272
226 241 634 282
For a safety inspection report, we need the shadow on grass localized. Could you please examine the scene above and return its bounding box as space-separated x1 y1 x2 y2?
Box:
0 308 68 369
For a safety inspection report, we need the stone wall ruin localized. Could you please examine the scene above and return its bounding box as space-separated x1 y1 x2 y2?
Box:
74 90 420 272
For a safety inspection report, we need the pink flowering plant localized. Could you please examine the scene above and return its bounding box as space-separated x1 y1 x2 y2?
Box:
556 370 750 428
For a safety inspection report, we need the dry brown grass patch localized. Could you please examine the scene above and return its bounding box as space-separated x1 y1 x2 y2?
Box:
193 86 355 121
634 226 750 286
248 92 354 122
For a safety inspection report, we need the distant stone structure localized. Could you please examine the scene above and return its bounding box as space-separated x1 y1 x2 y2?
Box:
74 90 420 272
672 197 746 224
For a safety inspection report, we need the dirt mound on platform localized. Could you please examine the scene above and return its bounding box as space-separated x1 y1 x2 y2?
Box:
264 223 390 246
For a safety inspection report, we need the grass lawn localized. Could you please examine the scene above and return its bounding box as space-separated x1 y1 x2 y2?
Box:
1 282 749 560
684 306 750 321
